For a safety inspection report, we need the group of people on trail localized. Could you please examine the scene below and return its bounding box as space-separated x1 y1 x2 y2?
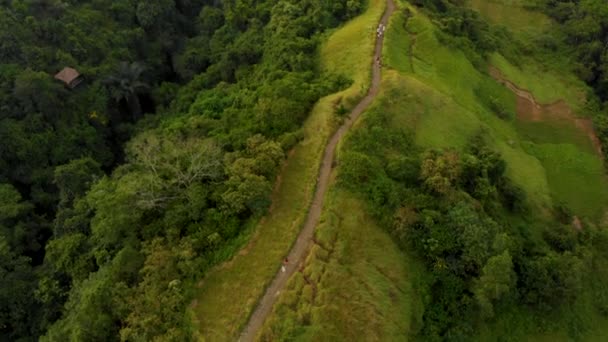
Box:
375 23 386 67
377 23 386 38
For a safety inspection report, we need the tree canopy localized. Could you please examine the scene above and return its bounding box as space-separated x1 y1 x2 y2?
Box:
0 0 365 340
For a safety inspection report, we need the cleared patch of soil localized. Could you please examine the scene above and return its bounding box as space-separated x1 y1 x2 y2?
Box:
489 66 603 156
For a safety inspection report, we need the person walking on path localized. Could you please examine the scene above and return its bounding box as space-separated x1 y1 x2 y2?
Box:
281 258 288 273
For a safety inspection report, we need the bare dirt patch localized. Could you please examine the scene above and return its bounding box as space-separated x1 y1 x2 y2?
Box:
489 66 603 156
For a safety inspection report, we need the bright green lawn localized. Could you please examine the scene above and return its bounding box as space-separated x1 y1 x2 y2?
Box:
192 1 386 340
516 120 597 155
468 0 588 110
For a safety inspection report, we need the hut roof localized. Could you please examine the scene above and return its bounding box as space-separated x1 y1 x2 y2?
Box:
54 67 81 86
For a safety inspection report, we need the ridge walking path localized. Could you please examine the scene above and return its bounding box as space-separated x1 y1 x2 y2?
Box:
239 1 396 340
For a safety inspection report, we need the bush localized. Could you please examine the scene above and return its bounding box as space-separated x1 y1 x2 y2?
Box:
278 130 304 151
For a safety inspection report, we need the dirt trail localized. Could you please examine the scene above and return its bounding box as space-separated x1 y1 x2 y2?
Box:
489 66 603 156
238 1 396 341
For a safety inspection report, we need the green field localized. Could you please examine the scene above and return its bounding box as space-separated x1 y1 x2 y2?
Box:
192 0 386 340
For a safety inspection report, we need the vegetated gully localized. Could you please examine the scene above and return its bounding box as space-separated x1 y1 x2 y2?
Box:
238 0 396 341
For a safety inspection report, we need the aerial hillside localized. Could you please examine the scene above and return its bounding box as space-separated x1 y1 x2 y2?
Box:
259 0 608 340
0 0 365 340
2 0 608 341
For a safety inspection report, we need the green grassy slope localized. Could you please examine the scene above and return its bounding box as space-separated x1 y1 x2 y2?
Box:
258 189 422 341
262 0 608 340
490 53 588 112
468 0 551 36
386 2 608 220
469 0 608 220
388 1 608 338
384 6 557 211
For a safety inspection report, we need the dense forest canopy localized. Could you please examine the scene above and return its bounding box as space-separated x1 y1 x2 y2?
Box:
0 0 364 340
3 0 608 340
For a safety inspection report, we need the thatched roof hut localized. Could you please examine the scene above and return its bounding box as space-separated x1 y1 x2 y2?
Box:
54 67 83 88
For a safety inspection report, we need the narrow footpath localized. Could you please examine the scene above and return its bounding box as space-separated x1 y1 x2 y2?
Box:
239 1 396 340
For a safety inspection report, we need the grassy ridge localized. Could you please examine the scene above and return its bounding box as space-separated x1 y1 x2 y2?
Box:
257 1 429 340
192 0 385 340
321 0 387 109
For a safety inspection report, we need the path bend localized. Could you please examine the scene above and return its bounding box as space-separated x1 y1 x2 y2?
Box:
239 1 396 340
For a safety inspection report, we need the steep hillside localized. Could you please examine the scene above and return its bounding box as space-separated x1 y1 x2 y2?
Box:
260 0 608 340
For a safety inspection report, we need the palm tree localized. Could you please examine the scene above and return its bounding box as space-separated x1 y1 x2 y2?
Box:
103 62 149 121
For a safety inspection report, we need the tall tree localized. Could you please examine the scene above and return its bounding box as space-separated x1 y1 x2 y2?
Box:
473 251 516 319
103 62 149 121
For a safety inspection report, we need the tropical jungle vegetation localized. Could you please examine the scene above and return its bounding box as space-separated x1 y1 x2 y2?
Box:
2 0 608 341
0 0 364 340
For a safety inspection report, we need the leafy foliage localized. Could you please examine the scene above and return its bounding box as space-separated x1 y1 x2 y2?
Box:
0 0 365 340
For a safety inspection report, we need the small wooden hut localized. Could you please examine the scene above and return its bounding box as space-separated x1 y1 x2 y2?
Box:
54 67 83 89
